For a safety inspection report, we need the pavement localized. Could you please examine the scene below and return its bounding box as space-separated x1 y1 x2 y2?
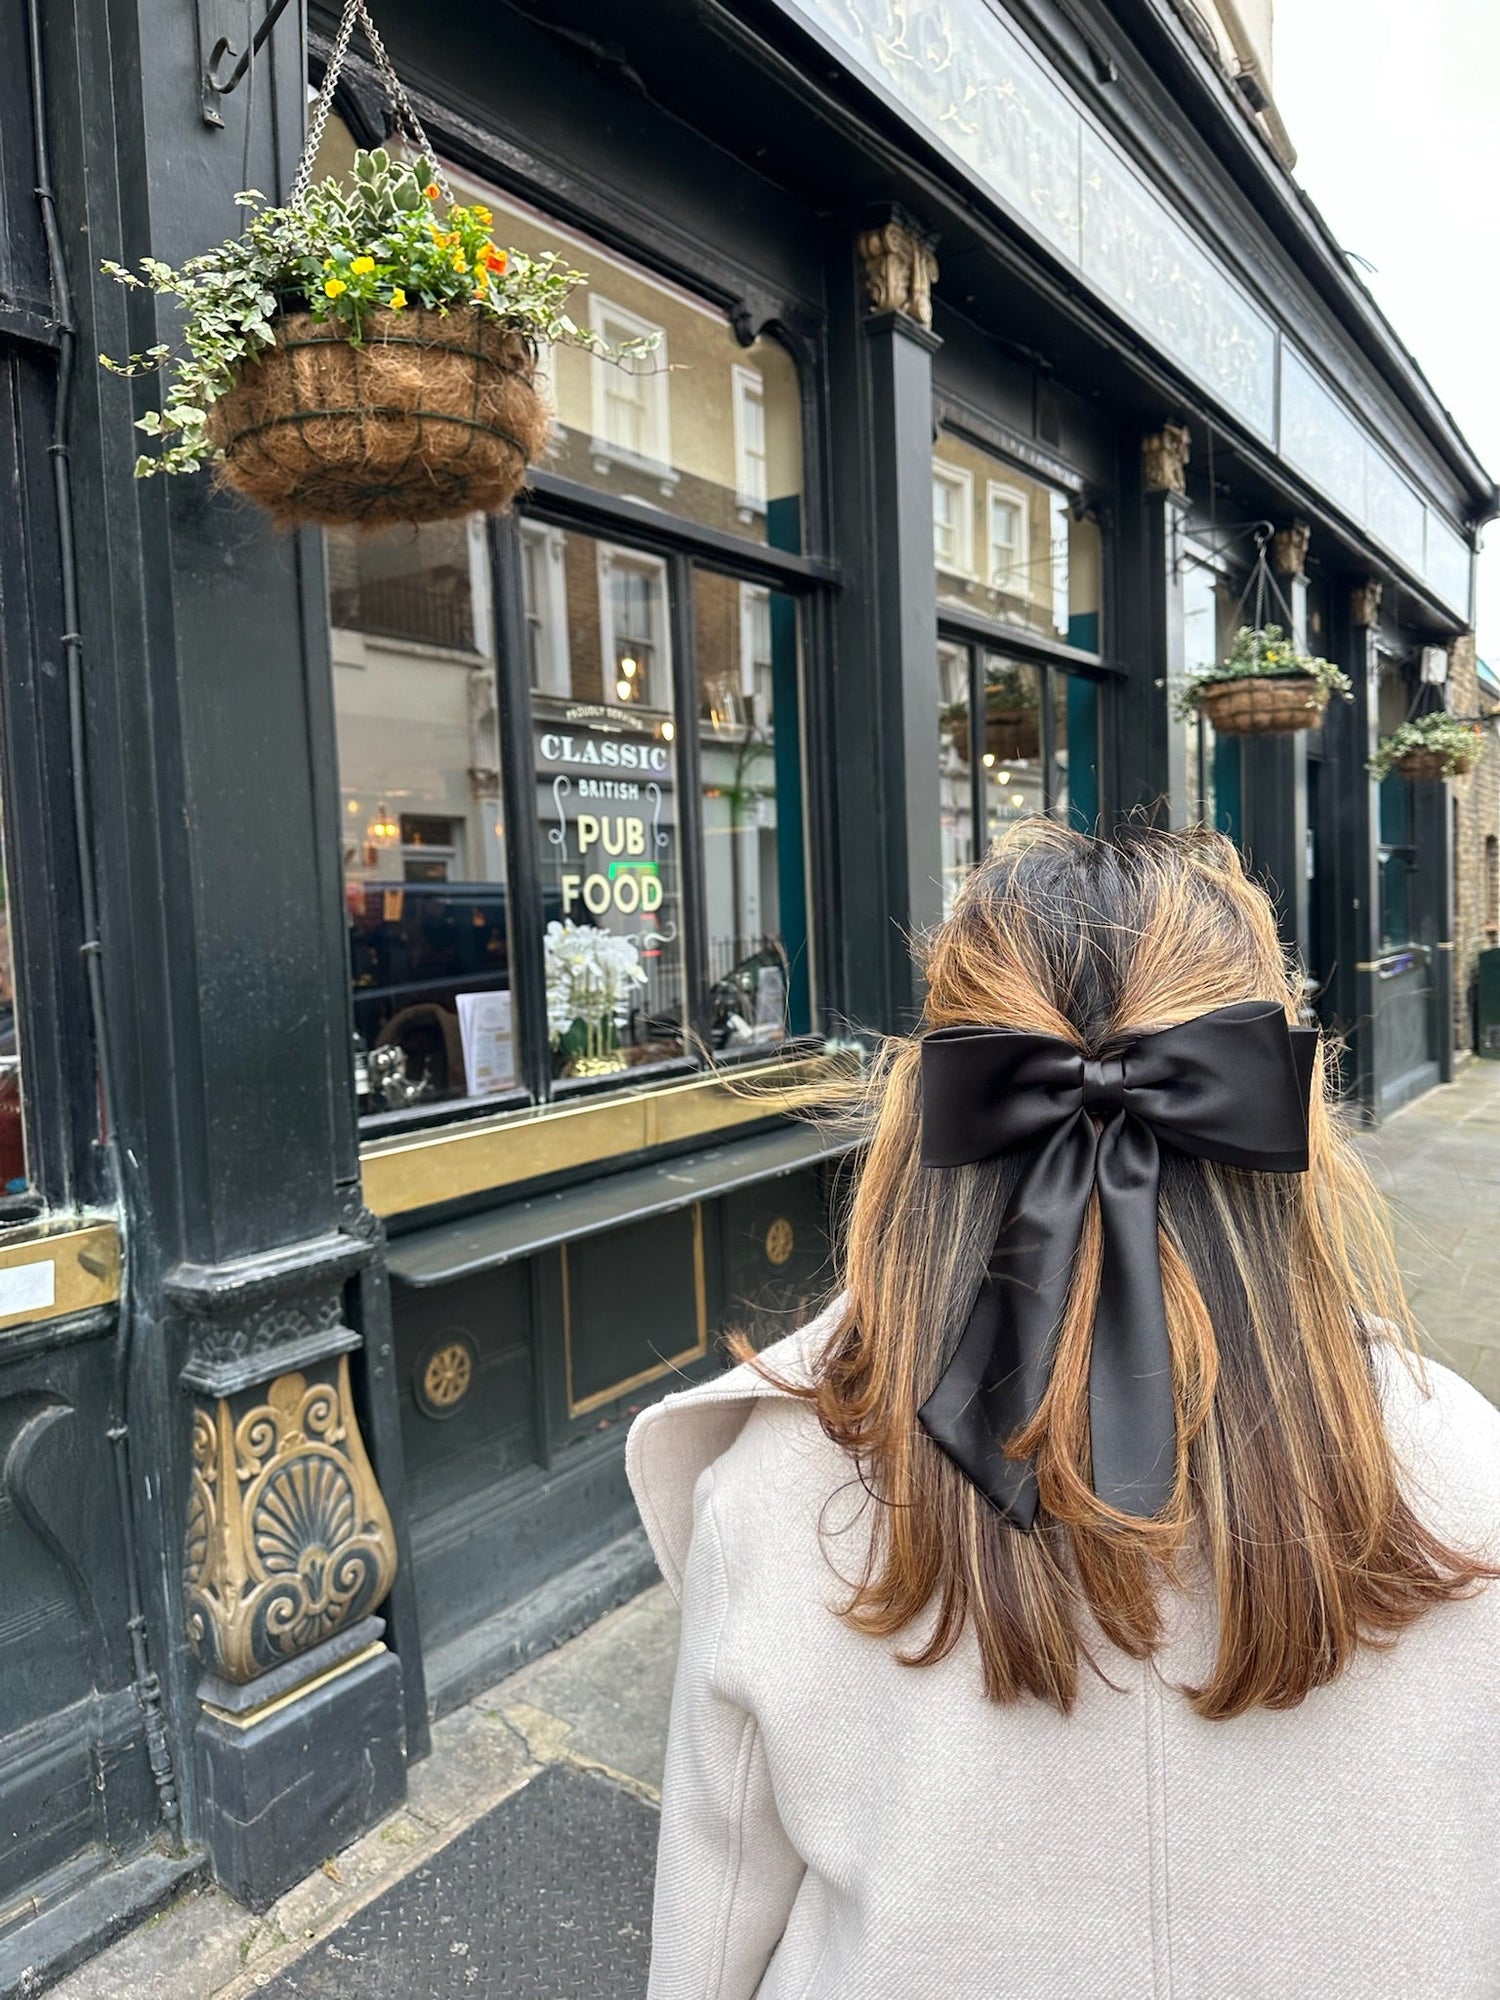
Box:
1354 1054 1500 1401
41 1057 1500 2000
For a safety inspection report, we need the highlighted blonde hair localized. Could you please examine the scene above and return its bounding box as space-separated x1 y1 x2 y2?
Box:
743 822 1494 1718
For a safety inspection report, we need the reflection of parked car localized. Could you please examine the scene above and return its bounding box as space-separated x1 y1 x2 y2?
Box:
347 882 563 1105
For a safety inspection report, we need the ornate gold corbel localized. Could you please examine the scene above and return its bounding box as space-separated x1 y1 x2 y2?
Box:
1273 519 1312 578
857 216 939 328
1142 423 1191 495
1351 578 1383 626
185 1355 397 1685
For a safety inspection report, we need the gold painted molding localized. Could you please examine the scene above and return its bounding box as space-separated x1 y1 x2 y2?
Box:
0 1221 122 1334
361 1054 849 1220
185 1354 398 1685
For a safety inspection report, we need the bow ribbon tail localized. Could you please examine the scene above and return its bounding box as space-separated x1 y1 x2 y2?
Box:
1088 1114 1177 1519
919 1119 1097 1529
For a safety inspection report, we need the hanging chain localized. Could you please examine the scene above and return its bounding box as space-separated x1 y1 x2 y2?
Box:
290 0 454 207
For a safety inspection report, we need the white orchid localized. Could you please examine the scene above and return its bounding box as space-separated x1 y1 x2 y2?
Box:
543 919 647 1045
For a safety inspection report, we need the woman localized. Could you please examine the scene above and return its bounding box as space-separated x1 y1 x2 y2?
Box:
627 823 1500 2000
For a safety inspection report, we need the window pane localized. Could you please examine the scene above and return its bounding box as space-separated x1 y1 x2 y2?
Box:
1181 557 1236 827
694 574 810 1045
528 531 687 1079
938 639 975 916
444 173 804 552
1055 673 1102 832
934 430 1101 647
0 788 25 1191
980 654 1045 841
332 518 516 1115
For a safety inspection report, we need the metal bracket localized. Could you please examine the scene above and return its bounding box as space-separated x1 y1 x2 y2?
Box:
197 0 297 127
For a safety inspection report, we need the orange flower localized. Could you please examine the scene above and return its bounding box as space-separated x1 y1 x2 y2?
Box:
424 182 440 200
482 245 508 275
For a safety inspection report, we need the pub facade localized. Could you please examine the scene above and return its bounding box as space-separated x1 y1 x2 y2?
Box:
0 0 1492 1979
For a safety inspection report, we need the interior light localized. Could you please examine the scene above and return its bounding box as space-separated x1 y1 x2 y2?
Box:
621 656 638 678
616 678 633 701
661 720 676 741
998 770 1011 786
982 752 996 768
346 799 361 815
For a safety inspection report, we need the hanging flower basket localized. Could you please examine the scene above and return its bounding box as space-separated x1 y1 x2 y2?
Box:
100 0 652 529
1176 625 1352 736
1372 715 1486 782
943 670 1041 765
204 307 547 529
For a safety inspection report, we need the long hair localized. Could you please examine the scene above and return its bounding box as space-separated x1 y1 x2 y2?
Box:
743 821 1494 1718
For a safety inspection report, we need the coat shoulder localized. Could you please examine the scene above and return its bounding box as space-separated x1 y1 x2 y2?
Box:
625 1298 847 1598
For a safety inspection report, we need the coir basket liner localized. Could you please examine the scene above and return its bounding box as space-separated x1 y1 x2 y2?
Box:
1395 748 1476 781
206 307 550 529
1194 674 1328 736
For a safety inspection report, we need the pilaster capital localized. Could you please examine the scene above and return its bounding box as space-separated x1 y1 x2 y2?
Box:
1142 423 1191 495
1350 578 1383 627
1273 519 1312 578
857 209 940 328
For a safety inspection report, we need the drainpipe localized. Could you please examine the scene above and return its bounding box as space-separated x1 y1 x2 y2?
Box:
1213 0 1298 170
25 0 184 1847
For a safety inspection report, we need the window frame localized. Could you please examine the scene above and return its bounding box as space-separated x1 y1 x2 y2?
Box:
731 363 768 521
985 479 1029 594
932 463 975 579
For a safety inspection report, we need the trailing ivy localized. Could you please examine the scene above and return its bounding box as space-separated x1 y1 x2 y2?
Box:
1370 714 1486 779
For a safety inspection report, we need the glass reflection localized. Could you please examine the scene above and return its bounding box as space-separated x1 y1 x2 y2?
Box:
938 640 975 917
332 517 515 1115
694 575 809 1046
981 655 1045 846
447 173 804 552
933 430 1101 648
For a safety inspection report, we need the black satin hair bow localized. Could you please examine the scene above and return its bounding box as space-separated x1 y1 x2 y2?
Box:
918 1000 1319 1530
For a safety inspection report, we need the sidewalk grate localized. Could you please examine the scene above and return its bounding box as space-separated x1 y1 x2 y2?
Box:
256 1762 656 1997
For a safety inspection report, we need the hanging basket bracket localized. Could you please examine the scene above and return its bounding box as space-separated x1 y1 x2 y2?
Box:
197 0 297 127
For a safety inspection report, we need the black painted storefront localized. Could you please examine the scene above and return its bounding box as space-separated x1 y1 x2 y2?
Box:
0 0 1492 1981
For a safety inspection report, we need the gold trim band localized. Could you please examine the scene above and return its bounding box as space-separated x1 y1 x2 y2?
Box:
199 1641 386 1730
0 1221 122 1335
361 1055 844 1220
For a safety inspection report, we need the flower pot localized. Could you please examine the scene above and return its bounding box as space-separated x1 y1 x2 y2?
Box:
1394 748 1476 781
948 706 1041 765
206 307 550 528
1194 675 1329 736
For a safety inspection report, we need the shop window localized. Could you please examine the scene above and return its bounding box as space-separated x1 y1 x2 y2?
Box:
327 152 821 1133
333 517 516 1119
934 429 1102 649
938 640 1103 905
1377 660 1417 951
695 573 809 1045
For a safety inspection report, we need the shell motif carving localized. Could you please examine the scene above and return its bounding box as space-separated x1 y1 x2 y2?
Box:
184 1355 397 1684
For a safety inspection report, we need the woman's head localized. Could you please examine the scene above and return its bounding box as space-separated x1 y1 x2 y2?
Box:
781 822 1491 1717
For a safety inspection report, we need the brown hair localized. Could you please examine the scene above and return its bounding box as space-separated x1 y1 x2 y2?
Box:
741 821 1494 1718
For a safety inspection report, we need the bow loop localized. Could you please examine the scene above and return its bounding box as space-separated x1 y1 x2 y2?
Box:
918 1000 1317 1529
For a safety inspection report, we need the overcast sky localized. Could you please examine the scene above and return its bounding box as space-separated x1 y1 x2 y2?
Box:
1272 0 1499 662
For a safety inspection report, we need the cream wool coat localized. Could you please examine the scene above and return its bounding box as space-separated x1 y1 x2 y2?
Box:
625 1308 1500 2000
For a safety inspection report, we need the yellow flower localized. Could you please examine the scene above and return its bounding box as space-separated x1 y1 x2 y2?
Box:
322 256 335 269
388 287 407 310
323 277 347 297
351 255 375 275
451 252 468 274
471 204 493 226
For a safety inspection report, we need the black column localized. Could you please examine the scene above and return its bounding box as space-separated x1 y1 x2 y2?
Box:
1117 425 1190 818
51 0 414 1905
825 212 942 1032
